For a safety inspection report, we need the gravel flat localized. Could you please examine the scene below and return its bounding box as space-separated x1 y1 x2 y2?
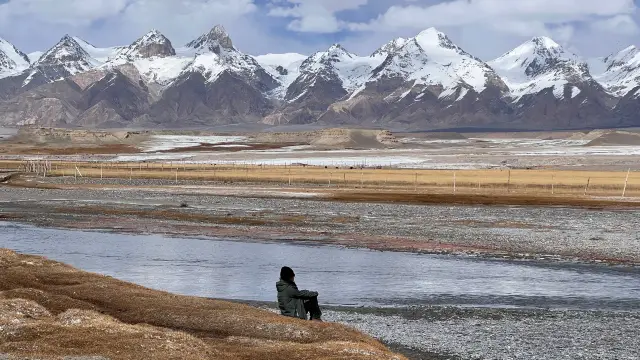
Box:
1 181 639 264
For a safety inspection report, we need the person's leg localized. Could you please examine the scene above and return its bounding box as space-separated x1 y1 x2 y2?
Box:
303 296 322 320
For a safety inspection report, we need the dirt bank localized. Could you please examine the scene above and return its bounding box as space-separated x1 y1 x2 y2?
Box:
0 249 404 360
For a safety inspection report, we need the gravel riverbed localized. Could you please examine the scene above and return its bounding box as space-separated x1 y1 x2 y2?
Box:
1 180 639 264
245 303 640 360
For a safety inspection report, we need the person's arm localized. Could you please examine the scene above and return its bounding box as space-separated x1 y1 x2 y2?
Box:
289 287 318 299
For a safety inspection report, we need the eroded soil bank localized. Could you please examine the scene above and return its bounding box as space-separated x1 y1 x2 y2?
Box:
0 249 404 360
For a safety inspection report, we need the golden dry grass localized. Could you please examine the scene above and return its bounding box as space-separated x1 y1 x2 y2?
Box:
0 249 405 360
2 160 639 198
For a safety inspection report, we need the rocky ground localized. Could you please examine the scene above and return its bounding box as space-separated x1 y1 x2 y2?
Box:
240 303 640 360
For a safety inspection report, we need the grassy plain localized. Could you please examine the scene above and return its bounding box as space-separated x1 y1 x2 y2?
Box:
2 160 639 198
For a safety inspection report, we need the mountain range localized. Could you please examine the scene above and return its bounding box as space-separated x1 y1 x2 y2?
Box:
1 25 639 131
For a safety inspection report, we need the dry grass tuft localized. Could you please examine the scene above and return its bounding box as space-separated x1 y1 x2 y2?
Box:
0 249 405 360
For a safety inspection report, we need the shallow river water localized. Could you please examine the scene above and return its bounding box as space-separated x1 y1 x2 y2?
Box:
1 221 638 311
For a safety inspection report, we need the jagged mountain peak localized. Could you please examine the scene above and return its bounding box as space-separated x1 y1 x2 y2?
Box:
488 37 595 101
118 30 176 59
185 25 234 54
604 45 640 68
490 36 582 80
593 45 640 97
34 35 93 66
529 36 561 48
0 37 30 78
414 27 457 49
372 37 407 57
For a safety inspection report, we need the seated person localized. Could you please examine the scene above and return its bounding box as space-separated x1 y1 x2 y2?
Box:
276 266 322 321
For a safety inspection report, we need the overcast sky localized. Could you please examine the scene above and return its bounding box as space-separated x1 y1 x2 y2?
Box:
0 0 639 60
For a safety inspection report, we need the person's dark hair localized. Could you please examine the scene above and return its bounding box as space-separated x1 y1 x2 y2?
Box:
280 266 295 282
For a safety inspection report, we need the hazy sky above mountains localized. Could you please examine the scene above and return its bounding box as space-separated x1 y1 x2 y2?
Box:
0 0 639 59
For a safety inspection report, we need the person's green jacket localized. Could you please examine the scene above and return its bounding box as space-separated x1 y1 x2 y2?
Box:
276 279 318 319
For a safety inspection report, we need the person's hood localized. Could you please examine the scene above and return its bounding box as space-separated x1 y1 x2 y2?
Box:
276 279 294 292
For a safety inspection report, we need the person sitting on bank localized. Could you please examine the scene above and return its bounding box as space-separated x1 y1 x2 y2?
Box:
276 266 322 321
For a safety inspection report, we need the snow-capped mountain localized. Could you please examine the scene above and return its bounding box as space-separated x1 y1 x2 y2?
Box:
365 28 506 101
1 26 639 129
263 44 385 124
489 37 593 100
0 37 30 79
184 25 233 55
116 30 176 60
283 43 383 102
27 35 100 84
171 25 278 92
592 46 640 97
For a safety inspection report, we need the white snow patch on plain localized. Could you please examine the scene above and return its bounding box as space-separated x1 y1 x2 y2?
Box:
113 154 195 162
142 135 248 152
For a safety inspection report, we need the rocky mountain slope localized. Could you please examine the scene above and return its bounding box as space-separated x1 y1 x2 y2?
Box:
0 26 639 130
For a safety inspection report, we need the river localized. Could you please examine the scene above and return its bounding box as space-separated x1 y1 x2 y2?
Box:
1 221 638 311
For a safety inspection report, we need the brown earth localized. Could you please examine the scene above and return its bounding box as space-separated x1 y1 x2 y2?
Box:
329 191 640 209
0 249 405 360
585 130 640 146
252 128 400 149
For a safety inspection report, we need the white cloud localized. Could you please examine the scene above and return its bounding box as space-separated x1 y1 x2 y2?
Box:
268 0 368 33
590 15 640 35
0 0 129 26
348 0 638 36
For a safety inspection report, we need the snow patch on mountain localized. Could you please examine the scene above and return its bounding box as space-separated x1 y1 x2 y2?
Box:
27 51 44 63
73 37 125 63
254 53 306 97
0 37 30 79
489 37 589 100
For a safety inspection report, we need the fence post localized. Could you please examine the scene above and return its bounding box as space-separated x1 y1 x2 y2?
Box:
453 172 457 194
622 168 631 198
551 174 555 195
584 177 591 196
507 170 511 193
